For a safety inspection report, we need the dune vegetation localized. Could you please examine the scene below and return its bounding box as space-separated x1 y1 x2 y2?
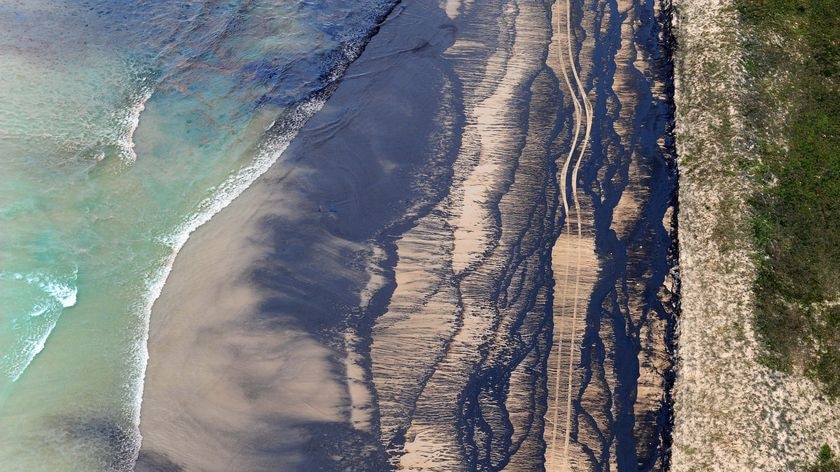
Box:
737 0 839 398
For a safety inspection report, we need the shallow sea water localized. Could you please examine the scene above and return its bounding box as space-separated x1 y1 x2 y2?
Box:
0 1 394 469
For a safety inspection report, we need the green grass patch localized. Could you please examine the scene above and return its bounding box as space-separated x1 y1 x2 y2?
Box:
807 445 840 472
736 0 840 396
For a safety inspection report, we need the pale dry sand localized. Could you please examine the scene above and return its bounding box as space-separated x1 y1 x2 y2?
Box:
545 232 598 472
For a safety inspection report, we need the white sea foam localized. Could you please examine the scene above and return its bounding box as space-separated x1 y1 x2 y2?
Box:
42 280 78 308
28 306 48 317
19 270 79 309
117 87 153 163
0 270 77 382
8 317 60 382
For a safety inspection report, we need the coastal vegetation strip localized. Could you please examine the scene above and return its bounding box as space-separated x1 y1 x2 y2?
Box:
808 445 840 472
736 0 839 398
671 0 839 469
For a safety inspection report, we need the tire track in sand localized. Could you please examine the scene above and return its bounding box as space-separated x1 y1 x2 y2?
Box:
546 0 593 469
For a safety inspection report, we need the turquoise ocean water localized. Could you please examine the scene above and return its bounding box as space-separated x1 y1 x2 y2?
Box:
0 1 393 469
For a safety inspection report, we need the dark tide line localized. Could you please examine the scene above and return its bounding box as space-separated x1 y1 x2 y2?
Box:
450 3 563 472
459 64 565 471
572 0 679 470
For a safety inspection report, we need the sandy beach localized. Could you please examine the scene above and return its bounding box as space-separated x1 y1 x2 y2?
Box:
3 0 834 469
136 3 457 470
136 0 679 470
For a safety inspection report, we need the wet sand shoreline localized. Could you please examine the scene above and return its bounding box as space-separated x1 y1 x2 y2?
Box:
136 3 459 469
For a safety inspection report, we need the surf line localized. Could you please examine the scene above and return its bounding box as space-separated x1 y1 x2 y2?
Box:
547 0 592 469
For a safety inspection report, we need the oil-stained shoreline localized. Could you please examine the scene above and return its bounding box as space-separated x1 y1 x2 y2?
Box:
136 0 680 470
